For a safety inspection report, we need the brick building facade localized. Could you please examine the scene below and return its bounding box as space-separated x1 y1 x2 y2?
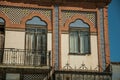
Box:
0 0 112 80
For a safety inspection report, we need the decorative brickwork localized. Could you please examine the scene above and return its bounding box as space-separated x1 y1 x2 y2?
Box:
62 10 96 27
0 6 52 24
63 14 96 32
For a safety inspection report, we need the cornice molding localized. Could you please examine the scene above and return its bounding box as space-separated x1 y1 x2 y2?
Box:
0 0 111 8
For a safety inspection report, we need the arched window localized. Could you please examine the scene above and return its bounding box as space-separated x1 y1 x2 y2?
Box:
25 17 47 66
69 19 90 54
0 18 5 49
0 18 5 63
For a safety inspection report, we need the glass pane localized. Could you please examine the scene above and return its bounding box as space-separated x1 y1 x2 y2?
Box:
26 28 47 65
26 17 47 26
0 34 4 48
25 33 29 50
31 33 35 51
70 32 74 53
26 28 47 51
80 33 84 53
0 18 4 23
74 32 79 53
80 31 89 53
70 19 89 28
70 31 79 53
37 29 42 33
26 28 36 51
37 34 41 51
42 34 47 50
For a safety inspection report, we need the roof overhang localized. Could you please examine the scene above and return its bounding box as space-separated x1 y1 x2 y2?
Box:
0 0 112 7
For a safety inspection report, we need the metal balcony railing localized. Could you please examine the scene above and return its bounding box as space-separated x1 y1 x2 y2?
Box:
0 48 51 67
55 70 112 80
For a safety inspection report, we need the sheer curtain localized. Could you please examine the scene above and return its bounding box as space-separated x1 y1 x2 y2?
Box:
80 32 84 53
70 31 89 54
80 31 89 53
70 31 78 53
26 29 35 51
25 29 35 65
26 28 47 65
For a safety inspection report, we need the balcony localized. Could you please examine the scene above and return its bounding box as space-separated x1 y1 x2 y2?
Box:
0 48 51 69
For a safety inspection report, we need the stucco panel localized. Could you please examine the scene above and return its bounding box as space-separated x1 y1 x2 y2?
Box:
5 31 25 49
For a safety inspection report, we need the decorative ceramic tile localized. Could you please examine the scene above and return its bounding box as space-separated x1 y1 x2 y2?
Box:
0 6 52 24
62 10 96 27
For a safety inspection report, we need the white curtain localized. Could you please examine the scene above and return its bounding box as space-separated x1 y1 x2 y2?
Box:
70 31 78 53
37 33 42 51
26 29 36 51
26 28 47 65
80 31 89 53
80 32 84 53
70 31 89 54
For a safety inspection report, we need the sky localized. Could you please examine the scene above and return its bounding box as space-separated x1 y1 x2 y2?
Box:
108 0 120 62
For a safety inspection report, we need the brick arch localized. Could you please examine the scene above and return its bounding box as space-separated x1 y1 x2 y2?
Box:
21 12 51 30
0 12 11 27
63 14 96 32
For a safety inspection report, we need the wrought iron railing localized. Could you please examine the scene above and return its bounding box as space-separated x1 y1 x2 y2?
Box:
0 48 51 67
55 70 112 80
